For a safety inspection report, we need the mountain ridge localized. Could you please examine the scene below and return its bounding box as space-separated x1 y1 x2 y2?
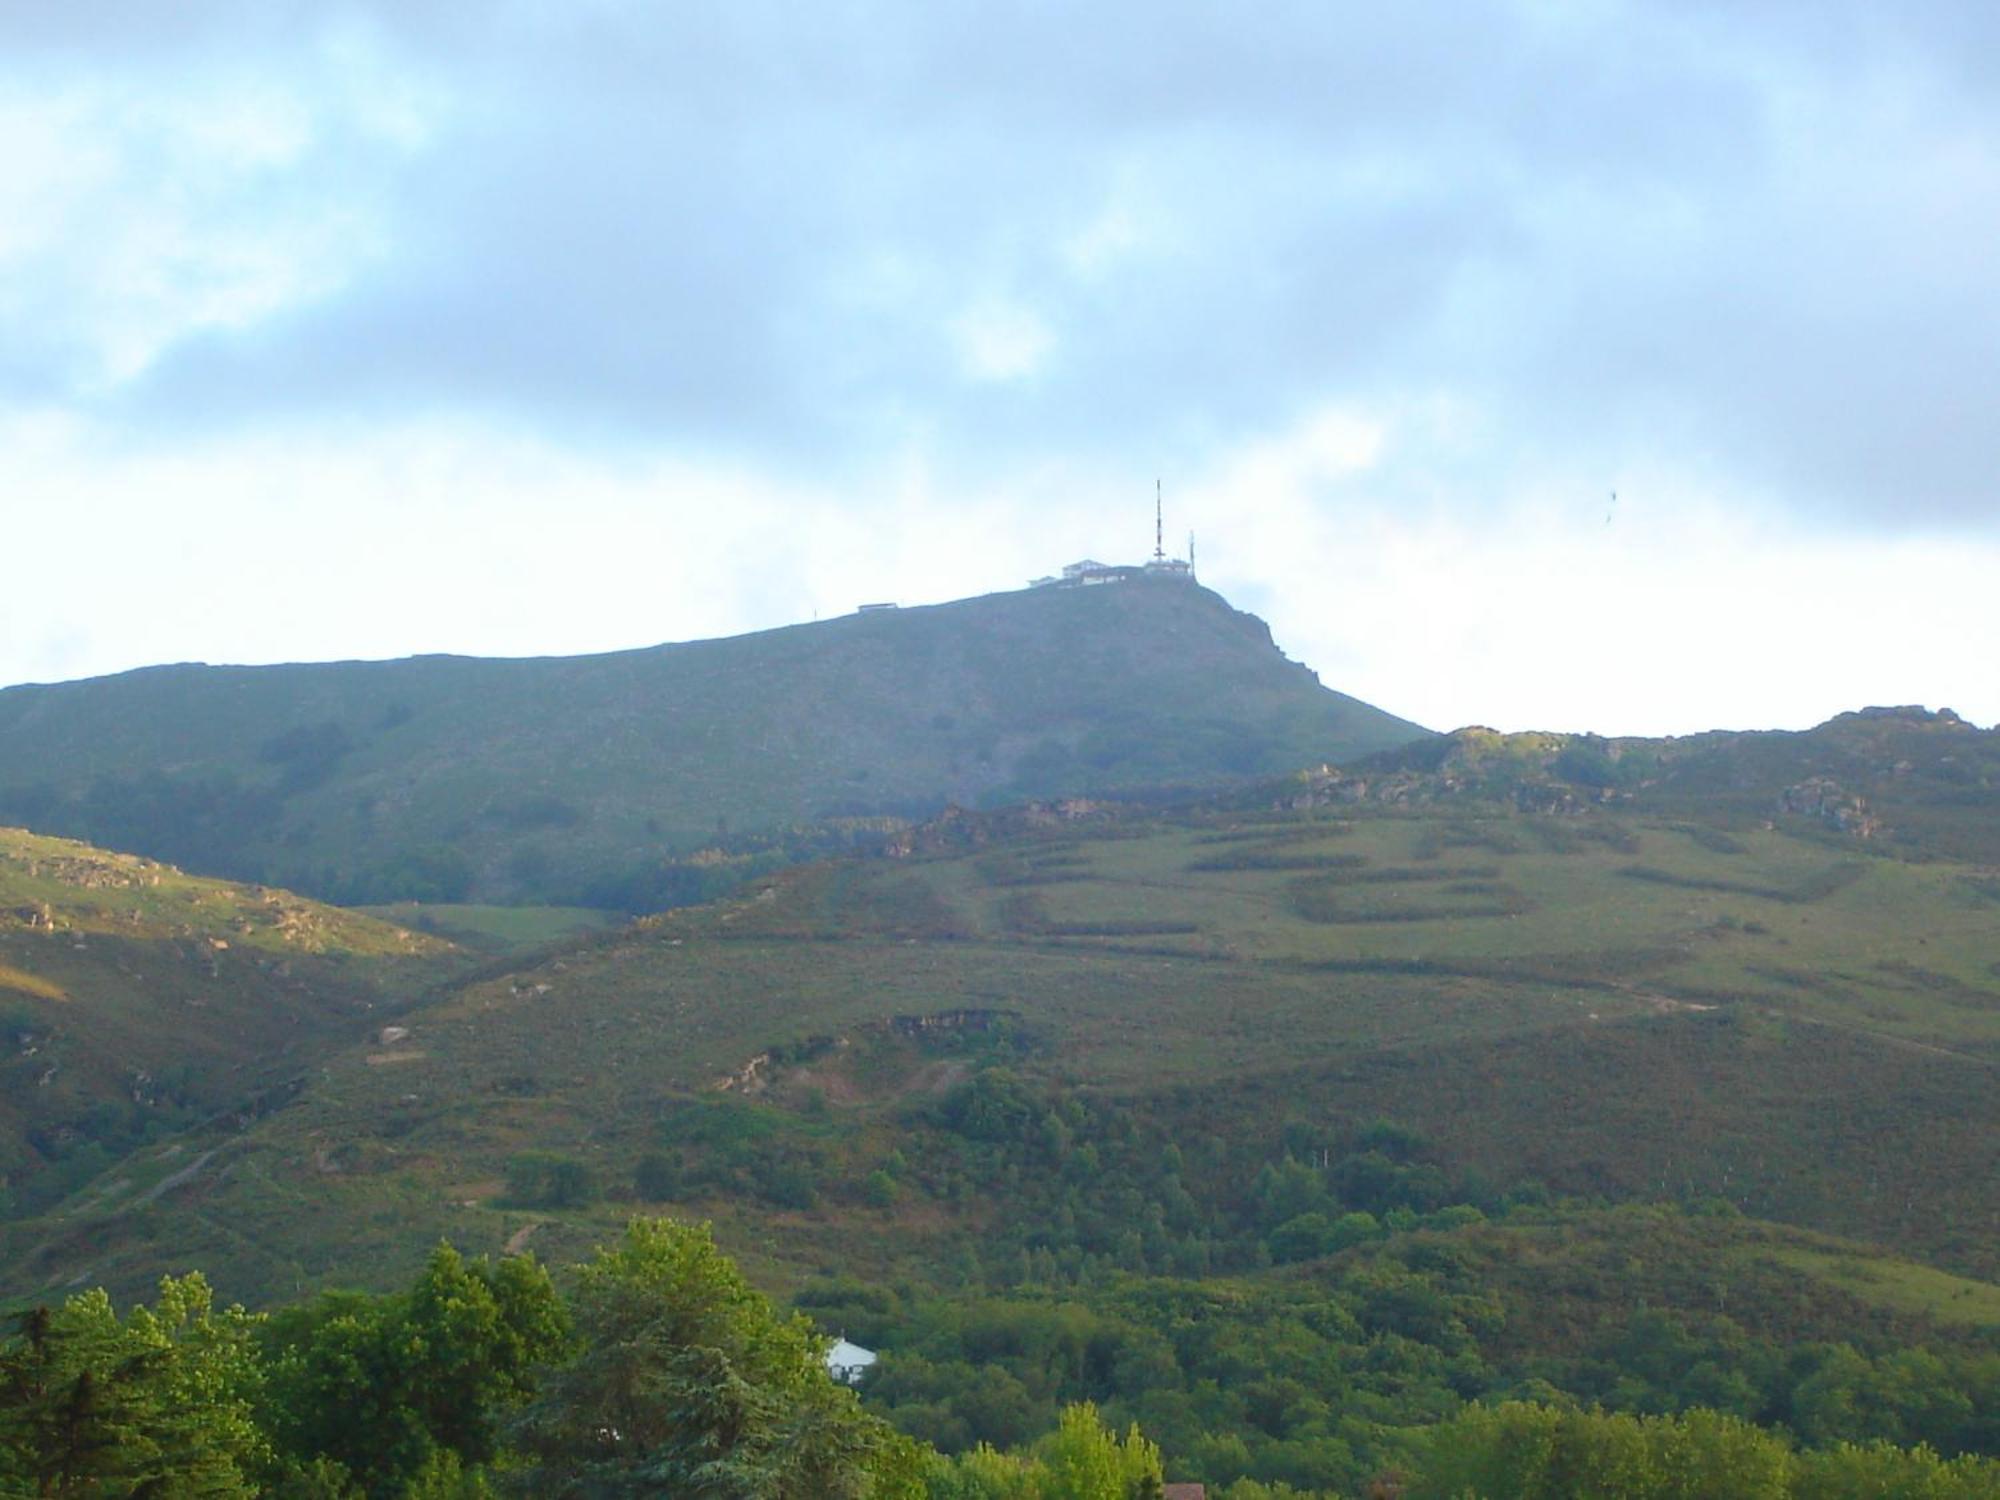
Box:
0 582 1430 905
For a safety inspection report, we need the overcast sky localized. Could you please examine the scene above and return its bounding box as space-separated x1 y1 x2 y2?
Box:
3 1 1995 735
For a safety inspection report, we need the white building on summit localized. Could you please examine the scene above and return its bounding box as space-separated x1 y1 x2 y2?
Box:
1030 485 1196 589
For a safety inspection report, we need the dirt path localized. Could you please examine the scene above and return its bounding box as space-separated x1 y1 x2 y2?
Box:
1781 1009 1997 1068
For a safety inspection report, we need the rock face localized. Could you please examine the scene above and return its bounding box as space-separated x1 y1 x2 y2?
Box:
1779 778 1878 837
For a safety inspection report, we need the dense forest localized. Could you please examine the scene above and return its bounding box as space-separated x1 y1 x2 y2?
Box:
2 1220 1993 1499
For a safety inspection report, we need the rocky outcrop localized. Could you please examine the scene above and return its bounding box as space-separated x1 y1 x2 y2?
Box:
887 1008 1017 1037
715 1052 772 1094
1280 760 1624 816
1779 778 1878 837
885 800 1114 857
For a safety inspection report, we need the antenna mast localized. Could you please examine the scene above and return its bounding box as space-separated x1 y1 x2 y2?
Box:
1153 479 1165 562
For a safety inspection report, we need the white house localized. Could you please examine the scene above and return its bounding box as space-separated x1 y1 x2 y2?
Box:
826 1337 878 1384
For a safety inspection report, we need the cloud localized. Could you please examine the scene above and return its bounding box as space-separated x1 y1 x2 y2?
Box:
0 17 436 401
8 2 1994 523
3 1 1996 727
951 299 1057 383
1187 399 2000 734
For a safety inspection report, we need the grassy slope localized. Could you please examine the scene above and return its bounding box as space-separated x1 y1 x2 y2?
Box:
0 827 455 1213
9 795 1996 1312
0 583 1428 903
353 903 615 954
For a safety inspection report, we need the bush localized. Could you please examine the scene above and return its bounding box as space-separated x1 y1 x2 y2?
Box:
633 1152 682 1202
505 1152 597 1209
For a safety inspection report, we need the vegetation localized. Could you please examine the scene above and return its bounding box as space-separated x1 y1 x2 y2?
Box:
1404 1402 2000 1500
2 1224 1990 1498
0 584 1427 904
0 827 454 1214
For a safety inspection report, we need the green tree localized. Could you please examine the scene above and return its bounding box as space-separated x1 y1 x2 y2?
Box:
259 1245 566 1496
0 1274 267 1498
923 1404 1164 1500
506 1218 900 1498
1791 1440 2000 1500
1034 1402 1164 1499
1407 1403 1793 1500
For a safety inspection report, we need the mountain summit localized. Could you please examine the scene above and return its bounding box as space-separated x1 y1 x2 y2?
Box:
0 581 1427 903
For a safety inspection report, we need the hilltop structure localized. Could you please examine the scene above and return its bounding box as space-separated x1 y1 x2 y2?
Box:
1031 484 1196 589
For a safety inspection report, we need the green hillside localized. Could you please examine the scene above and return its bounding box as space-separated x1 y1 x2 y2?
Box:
0 582 1428 906
0 827 454 1218
5 783 1998 1490
11 787 1995 1302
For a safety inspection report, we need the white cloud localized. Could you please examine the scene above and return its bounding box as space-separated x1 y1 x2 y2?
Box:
2 404 1994 737
949 298 1057 383
2 0 1997 741
0 35 440 393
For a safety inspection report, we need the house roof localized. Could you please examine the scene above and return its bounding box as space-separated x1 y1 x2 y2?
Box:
825 1337 876 1368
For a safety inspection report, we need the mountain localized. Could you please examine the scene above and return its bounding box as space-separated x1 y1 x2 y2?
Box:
0 826 453 1218
0 581 1428 906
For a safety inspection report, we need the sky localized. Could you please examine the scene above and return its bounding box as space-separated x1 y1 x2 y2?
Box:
2 0 1996 736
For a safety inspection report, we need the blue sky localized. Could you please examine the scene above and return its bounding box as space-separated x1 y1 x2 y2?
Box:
3 1 1996 734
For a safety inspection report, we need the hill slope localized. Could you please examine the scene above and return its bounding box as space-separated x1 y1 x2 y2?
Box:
7 787 1997 1490
1320 705 2000 860
13 783 1996 1305
0 582 1427 904
0 827 452 1216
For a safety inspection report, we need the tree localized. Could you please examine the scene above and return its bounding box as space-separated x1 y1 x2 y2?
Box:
925 1404 1164 1500
0 1274 267 1497
1406 1403 1791 1500
506 1218 901 1498
259 1245 566 1495
1035 1402 1165 1500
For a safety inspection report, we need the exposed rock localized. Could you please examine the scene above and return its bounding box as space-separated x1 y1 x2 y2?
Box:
716 1052 772 1093
1779 777 1878 837
886 799 1116 857
1281 760 1623 816
1850 704 1968 726
887 1007 1017 1036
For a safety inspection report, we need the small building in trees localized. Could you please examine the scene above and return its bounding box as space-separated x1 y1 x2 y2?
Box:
825 1337 877 1384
